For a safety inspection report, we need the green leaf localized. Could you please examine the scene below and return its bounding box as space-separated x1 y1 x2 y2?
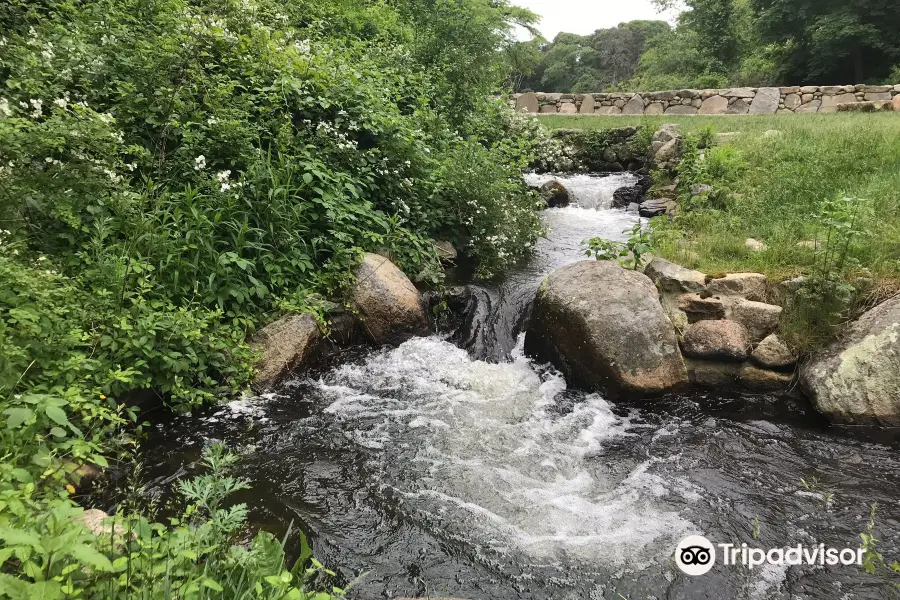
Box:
0 527 42 549
49 427 67 438
202 579 223 592
302 172 313 184
67 543 114 572
27 580 63 600
44 405 69 427
90 454 109 468
4 407 33 429
0 573 29 597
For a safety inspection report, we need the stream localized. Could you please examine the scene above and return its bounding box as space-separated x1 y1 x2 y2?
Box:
134 173 900 599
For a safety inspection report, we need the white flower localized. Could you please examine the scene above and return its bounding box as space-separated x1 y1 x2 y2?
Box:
0 98 10 116
29 98 42 118
54 98 67 109
194 155 206 170
207 117 219 125
220 182 232 192
294 40 310 55
216 170 231 183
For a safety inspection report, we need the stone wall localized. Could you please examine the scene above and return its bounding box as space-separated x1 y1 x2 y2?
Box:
511 85 900 115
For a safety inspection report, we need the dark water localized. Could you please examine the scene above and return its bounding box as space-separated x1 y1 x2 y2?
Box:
135 174 900 599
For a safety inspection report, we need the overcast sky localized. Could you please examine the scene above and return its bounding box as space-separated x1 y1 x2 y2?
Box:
514 0 681 41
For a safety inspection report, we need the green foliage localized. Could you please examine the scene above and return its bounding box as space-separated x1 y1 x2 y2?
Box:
0 443 343 599
789 195 872 342
585 223 653 270
519 21 671 92
0 0 548 595
753 0 900 84
860 504 900 585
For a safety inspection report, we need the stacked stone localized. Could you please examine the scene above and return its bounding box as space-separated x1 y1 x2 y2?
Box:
510 84 900 115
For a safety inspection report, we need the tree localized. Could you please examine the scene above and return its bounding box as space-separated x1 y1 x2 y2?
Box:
751 0 900 83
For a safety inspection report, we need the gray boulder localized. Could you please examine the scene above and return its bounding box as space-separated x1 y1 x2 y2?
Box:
540 180 570 208
644 257 706 294
525 260 688 397
749 87 780 114
799 296 900 425
252 313 323 390
728 299 781 343
351 253 430 345
652 123 680 144
706 273 768 302
638 198 674 217
752 334 795 368
654 138 682 165
681 320 751 362
678 293 726 322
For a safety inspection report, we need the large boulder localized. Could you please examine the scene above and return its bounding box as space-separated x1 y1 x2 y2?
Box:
681 320 751 362
799 296 900 425
652 124 680 145
252 313 323 390
525 260 688 397
351 253 430 345
699 95 728 114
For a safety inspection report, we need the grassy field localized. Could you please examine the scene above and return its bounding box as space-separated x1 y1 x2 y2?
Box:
540 113 900 348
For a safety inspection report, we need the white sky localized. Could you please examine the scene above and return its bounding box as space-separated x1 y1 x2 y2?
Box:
514 0 681 41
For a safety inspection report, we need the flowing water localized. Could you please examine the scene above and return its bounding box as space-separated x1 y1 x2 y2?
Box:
135 174 900 599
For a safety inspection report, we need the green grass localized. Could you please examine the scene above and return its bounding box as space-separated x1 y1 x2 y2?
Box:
541 113 900 277
541 113 900 348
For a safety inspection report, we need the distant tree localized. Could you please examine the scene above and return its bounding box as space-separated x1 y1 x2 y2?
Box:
751 0 900 83
523 21 670 92
505 36 545 91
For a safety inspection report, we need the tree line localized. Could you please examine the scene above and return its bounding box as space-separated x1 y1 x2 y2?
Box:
508 0 900 92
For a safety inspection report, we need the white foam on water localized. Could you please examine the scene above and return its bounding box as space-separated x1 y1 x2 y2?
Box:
316 335 696 570
525 172 638 210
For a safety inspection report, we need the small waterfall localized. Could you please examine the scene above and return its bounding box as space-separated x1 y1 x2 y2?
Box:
524 172 636 210
451 173 641 361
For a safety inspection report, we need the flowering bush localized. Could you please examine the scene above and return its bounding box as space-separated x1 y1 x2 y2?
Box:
0 0 544 594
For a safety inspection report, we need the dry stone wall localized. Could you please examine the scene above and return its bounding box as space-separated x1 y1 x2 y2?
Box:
511 85 900 115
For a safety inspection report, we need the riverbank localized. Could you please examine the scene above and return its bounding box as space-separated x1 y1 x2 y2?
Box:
540 113 900 351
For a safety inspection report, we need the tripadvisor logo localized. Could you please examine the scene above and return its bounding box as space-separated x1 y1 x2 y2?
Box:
675 535 715 575
674 535 865 576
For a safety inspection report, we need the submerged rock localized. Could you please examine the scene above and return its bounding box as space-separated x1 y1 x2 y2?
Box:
738 364 793 392
525 260 688 398
351 253 430 346
800 296 900 425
